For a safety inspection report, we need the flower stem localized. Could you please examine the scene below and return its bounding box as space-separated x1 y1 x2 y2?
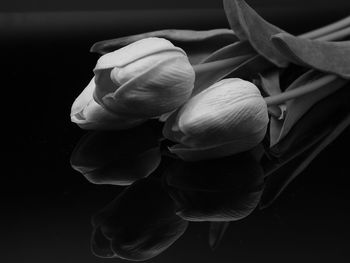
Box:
192 54 253 75
316 26 350 41
299 16 350 40
264 74 343 106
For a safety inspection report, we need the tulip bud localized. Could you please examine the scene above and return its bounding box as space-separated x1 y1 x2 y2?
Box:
93 37 195 119
163 78 269 161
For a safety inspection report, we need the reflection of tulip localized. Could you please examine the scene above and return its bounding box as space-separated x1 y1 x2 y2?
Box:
91 178 188 261
163 78 269 161
164 153 265 222
94 37 195 117
70 123 161 185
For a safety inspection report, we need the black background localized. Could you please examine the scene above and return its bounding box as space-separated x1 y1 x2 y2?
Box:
2 1 350 263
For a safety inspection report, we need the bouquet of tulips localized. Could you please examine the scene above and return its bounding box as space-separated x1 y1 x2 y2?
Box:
71 0 350 161
70 0 350 260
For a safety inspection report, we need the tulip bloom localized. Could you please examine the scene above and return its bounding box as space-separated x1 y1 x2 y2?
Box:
71 37 195 130
163 78 269 161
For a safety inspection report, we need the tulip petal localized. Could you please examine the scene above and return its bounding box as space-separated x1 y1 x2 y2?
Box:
177 79 268 148
98 56 195 118
94 37 186 71
71 78 146 130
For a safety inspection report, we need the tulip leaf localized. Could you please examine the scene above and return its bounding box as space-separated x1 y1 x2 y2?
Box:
209 222 230 250
90 29 238 65
269 70 348 147
259 70 282 96
261 112 350 209
223 0 289 67
271 33 350 79
226 54 275 81
192 54 254 96
201 40 256 63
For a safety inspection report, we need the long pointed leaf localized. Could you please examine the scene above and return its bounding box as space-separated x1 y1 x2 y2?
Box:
271 33 350 79
223 0 289 67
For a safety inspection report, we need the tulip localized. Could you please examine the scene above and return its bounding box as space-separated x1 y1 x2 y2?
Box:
163 78 269 161
94 37 195 117
71 37 195 130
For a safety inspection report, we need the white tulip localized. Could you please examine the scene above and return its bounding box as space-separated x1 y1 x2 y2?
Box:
93 37 195 118
163 78 269 161
71 37 195 130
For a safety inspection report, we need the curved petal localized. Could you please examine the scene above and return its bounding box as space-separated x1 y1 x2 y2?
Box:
98 56 195 118
94 37 186 71
71 78 145 130
176 79 268 148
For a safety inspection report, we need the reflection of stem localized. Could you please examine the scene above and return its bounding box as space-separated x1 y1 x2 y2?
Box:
299 16 350 40
264 75 343 106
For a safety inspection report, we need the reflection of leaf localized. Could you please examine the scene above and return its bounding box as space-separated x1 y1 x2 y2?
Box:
223 0 289 67
209 222 230 250
269 70 348 147
90 29 238 64
261 84 350 208
91 178 188 261
271 33 350 79
261 113 350 209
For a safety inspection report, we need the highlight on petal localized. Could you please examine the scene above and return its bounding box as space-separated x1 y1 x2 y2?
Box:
70 78 145 130
94 37 186 71
99 56 195 118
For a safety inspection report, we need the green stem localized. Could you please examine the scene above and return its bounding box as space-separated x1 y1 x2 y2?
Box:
264 74 339 106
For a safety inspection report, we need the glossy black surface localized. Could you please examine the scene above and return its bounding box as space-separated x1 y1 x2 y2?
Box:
2 3 350 263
